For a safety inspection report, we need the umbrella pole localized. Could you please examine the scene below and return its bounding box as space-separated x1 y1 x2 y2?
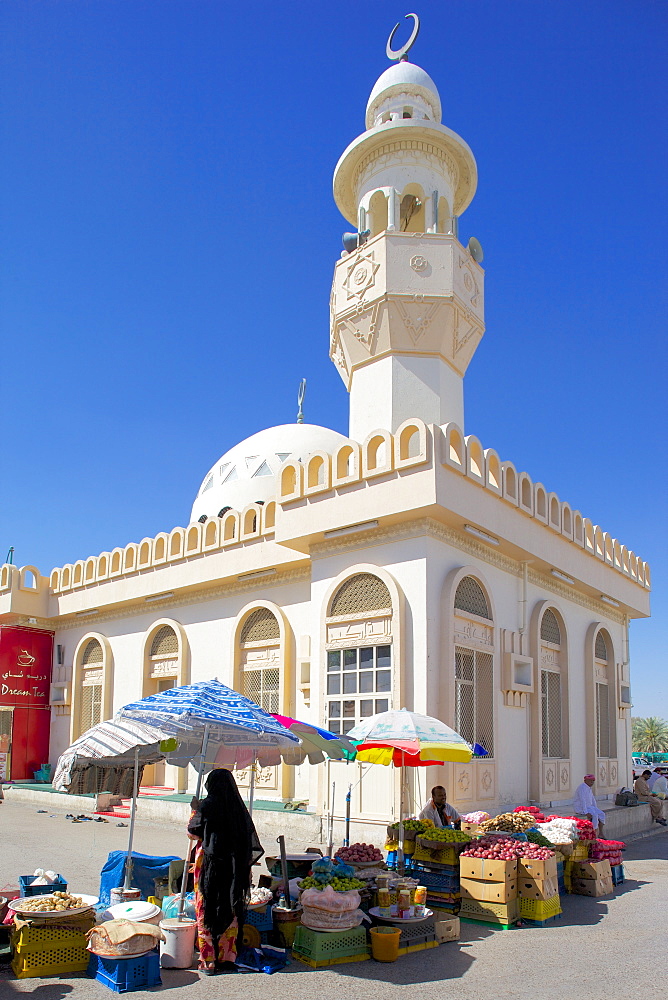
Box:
248 756 256 817
344 783 352 847
178 724 211 918
328 781 335 857
397 756 405 874
123 747 140 891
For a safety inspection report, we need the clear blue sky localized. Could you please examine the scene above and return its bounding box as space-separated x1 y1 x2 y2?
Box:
1 1 666 716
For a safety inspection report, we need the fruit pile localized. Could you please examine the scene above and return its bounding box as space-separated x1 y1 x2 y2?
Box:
419 828 470 843
388 819 428 833
299 875 365 892
481 811 535 833
514 805 546 823
18 892 85 913
460 836 555 860
335 843 384 864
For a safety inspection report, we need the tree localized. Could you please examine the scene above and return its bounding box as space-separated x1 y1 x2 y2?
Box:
632 717 668 753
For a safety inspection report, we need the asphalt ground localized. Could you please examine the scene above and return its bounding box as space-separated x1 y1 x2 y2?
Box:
0 798 665 1000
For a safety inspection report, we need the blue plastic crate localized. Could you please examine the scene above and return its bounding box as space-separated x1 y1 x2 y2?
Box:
520 914 562 928
246 905 273 932
87 949 161 993
412 868 459 892
18 875 67 897
611 864 625 886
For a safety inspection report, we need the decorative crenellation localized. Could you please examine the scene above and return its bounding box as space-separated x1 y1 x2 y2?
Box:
278 419 650 592
8 498 279 597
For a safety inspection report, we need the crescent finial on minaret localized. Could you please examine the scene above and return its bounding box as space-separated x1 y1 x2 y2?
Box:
386 12 420 62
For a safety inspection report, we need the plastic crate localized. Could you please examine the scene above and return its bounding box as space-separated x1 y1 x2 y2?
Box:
11 915 94 953
413 843 459 867
12 943 89 979
520 914 562 927
397 918 435 946
459 899 519 928
518 895 562 920
571 841 591 861
398 938 439 955
611 864 625 886
18 875 67 897
87 948 161 993
246 905 273 933
292 925 368 967
411 869 459 893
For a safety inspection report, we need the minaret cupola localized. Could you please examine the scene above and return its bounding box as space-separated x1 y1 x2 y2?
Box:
330 14 485 441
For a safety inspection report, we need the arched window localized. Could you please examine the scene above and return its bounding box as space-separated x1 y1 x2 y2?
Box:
73 636 111 740
326 573 394 735
454 577 491 620
594 629 616 759
239 609 281 713
540 610 563 759
150 626 179 657
453 576 494 757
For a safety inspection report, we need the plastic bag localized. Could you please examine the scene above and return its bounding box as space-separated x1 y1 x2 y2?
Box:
235 945 289 974
161 893 196 920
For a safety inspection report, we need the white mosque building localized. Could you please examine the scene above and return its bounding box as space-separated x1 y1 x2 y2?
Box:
0 27 650 836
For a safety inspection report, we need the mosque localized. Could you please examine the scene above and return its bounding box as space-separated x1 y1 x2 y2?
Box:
0 20 650 836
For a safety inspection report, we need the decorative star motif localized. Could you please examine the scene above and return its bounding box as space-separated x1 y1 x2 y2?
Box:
343 251 380 300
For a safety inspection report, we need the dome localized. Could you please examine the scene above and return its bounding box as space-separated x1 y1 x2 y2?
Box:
366 62 442 129
190 423 350 523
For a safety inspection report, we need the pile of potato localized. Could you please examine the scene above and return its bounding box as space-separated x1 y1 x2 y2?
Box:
481 810 536 833
19 892 85 913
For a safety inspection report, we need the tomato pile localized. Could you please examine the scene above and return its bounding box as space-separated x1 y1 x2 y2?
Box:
335 843 384 863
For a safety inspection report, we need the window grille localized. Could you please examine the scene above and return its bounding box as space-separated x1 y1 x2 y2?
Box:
541 670 562 757
243 667 280 714
595 632 608 660
82 639 103 664
330 574 391 617
326 645 391 735
150 626 179 657
596 682 610 757
0 711 12 739
241 608 280 644
455 647 494 756
540 610 561 645
454 577 491 620
201 475 214 494
80 683 102 735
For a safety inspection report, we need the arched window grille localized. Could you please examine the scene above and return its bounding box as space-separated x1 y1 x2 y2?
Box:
330 573 391 617
540 611 563 759
79 639 104 736
240 609 281 714
454 577 491 620
150 626 179 657
595 630 615 758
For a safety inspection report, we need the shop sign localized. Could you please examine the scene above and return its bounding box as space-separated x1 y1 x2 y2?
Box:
0 626 54 708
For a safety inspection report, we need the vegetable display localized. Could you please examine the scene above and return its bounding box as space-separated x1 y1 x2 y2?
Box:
335 843 384 864
299 875 366 892
481 811 536 833
388 819 428 833
419 828 471 843
526 830 555 849
460 836 555 860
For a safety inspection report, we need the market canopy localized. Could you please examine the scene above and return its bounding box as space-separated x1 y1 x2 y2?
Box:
346 707 474 766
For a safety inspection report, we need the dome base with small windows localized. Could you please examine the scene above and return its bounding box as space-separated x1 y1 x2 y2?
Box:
190 423 349 523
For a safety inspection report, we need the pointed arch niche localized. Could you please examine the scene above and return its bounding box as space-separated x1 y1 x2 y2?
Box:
141 620 190 791
441 566 497 811
232 602 293 802
529 601 571 803
71 634 113 742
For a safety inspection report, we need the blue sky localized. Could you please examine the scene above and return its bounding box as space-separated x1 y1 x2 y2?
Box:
1 1 666 717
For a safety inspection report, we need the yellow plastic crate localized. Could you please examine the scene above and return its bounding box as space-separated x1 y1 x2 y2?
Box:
293 950 369 969
413 844 458 867
571 841 591 861
518 895 562 920
398 940 439 955
11 918 93 954
459 899 519 926
12 944 90 979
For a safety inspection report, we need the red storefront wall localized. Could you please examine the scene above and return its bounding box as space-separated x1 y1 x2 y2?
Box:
0 626 54 779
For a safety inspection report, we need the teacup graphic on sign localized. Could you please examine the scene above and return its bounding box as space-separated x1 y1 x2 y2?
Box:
17 650 36 667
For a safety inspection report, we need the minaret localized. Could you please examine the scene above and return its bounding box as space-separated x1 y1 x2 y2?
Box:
330 18 484 442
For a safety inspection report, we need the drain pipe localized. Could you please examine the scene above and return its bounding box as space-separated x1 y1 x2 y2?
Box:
519 561 530 654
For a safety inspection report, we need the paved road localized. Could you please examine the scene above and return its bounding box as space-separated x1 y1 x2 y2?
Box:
1 799 665 1000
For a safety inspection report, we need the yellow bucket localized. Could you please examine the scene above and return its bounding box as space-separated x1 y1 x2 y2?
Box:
370 926 401 962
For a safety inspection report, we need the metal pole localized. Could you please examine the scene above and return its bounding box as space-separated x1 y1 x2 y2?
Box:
123 747 140 891
328 781 336 857
344 784 352 847
178 724 210 917
248 756 256 817
397 756 405 874
277 834 291 909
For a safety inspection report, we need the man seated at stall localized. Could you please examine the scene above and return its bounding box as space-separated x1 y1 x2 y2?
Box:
573 774 606 837
419 785 461 829
634 770 668 825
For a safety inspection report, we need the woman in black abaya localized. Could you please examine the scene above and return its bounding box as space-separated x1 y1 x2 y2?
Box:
187 767 264 974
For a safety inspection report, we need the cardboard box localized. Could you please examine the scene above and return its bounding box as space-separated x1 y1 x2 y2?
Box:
460 877 517 903
570 875 614 898
570 859 611 880
518 856 557 881
434 917 460 943
459 857 517 882
461 822 484 835
459 898 519 924
518 875 559 901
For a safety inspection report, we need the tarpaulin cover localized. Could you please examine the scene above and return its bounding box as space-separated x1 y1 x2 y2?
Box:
98 851 180 906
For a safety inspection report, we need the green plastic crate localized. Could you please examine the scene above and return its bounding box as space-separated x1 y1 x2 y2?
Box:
292 925 368 963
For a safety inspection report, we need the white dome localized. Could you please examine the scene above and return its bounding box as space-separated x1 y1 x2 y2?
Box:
366 62 441 129
190 423 350 523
